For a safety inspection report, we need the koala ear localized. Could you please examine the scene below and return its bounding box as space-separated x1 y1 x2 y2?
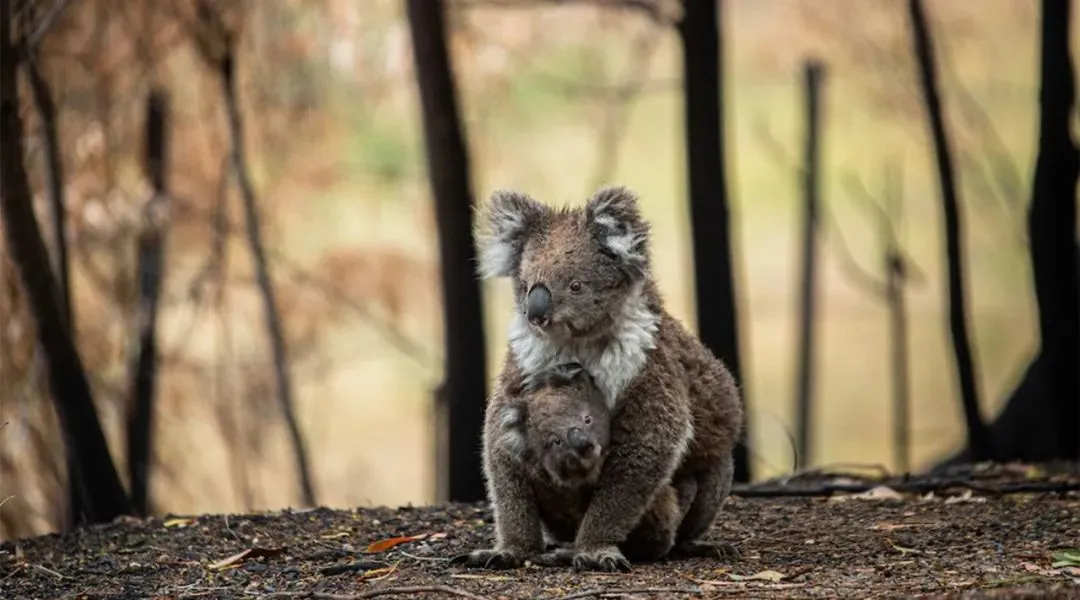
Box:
495 401 528 459
551 361 586 383
474 190 547 279
584 186 650 278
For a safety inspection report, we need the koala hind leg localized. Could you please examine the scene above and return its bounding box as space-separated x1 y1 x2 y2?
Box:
671 453 739 560
618 484 679 563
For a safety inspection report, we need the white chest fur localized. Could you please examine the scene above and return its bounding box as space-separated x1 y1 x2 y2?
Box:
508 292 659 408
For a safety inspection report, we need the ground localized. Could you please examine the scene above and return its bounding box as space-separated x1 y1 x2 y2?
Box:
2 466 1079 600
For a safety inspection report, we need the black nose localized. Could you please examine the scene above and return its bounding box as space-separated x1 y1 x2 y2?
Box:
526 284 553 326
567 427 594 456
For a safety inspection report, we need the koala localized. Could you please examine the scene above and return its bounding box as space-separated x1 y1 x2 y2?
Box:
469 186 744 572
452 362 685 570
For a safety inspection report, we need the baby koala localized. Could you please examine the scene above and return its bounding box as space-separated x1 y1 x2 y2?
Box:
454 362 683 569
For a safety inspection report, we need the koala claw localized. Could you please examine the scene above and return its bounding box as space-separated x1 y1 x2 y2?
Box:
672 540 740 561
571 545 632 572
449 548 523 570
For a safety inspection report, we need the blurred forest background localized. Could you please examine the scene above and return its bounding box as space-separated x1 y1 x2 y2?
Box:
1 0 1078 541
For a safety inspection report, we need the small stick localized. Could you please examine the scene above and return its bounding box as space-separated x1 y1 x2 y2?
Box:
551 588 704 600
266 586 491 600
31 564 67 579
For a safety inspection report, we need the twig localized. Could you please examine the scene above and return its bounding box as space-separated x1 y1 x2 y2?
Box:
265 586 491 600
549 588 703 600
31 564 67 579
0 495 13 509
397 549 452 562
732 478 1080 498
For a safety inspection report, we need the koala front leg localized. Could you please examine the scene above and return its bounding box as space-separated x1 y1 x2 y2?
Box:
571 388 692 572
452 399 545 569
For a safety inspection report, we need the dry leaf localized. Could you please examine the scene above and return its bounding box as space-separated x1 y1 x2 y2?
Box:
320 532 350 539
163 518 195 528
208 546 286 570
728 569 785 582
364 533 429 553
944 490 987 504
831 486 903 502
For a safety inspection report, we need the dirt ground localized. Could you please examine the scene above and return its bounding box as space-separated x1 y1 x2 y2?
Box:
2 466 1079 600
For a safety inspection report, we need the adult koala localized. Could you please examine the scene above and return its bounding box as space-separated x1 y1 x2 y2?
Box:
469 186 744 572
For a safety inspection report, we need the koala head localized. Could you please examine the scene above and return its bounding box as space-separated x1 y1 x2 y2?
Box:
475 186 651 341
519 362 611 488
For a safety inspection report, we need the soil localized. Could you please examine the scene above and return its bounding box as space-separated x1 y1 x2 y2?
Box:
2 467 1079 600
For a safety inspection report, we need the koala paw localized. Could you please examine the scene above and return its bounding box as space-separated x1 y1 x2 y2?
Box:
449 548 524 570
529 547 576 568
672 540 740 561
571 545 632 573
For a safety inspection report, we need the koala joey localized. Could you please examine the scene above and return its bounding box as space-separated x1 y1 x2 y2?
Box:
468 186 745 572
451 361 685 570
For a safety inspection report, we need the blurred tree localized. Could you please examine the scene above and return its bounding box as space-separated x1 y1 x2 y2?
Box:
406 0 489 502
0 0 131 526
938 0 1079 466
907 0 994 461
126 90 171 517
677 0 751 482
1025 0 1078 460
21 0 81 527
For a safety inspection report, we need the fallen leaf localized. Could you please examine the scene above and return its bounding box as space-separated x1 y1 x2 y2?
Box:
887 539 923 556
364 533 429 553
830 486 902 502
363 561 400 580
944 490 987 504
208 546 286 570
1051 549 1080 568
163 518 195 528
320 532 350 539
728 569 785 583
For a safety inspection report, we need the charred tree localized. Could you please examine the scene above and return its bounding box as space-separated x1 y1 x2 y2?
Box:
0 0 131 525
217 46 318 508
126 90 171 517
677 0 751 482
907 0 993 461
793 61 824 469
1027 0 1079 459
406 0 489 502
882 164 913 474
22 26 83 526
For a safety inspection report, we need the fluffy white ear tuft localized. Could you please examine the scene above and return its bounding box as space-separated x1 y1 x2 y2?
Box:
474 190 546 279
584 186 650 277
494 403 528 459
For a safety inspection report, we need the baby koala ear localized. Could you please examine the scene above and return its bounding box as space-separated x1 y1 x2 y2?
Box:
495 400 528 459
551 361 586 382
474 189 547 279
584 186 651 279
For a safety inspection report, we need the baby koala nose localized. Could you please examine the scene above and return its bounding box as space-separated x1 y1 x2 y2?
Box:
567 427 595 456
526 284 553 327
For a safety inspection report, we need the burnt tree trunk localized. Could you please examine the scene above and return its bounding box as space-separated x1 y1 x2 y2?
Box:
793 61 824 469
883 164 913 474
0 0 131 525
907 0 993 461
216 48 318 508
23 38 83 527
677 0 751 482
1027 0 1079 458
406 0 489 502
126 90 170 517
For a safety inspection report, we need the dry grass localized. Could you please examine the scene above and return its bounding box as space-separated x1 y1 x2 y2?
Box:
0 0 1062 540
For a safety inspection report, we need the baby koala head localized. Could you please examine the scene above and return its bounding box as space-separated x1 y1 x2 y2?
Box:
519 362 612 488
495 363 612 487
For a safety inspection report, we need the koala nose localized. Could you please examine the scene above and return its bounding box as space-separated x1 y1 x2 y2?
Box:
567 427 594 456
526 284 553 326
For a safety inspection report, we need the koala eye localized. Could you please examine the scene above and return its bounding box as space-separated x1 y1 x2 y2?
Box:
584 415 593 425
569 280 583 292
